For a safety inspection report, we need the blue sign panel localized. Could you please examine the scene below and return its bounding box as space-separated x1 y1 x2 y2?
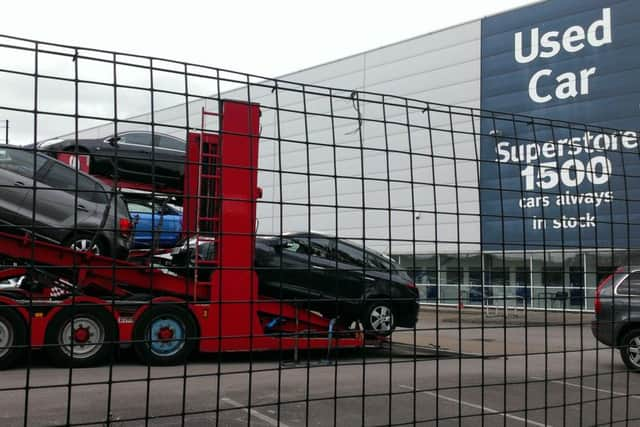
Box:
480 0 640 250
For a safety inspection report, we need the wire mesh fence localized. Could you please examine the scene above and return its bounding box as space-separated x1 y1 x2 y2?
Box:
0 33 638 426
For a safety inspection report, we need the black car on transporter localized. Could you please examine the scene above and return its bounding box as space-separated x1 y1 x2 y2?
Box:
592 266 640 370
37 131 186 189
0 146 132 259
256 233 419 335
167 233 419 335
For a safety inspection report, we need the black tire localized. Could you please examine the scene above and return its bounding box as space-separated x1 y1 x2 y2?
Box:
361 300 395 336
619 328 640 371
45 305 117 368
0 306 28 370
132 305 197 366
64 233 109 257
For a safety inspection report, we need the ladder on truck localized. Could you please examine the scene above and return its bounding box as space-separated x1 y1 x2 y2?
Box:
198 108 222 239
193 108 223 286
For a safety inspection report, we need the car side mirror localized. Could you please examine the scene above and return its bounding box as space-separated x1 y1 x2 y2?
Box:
104 136 121 147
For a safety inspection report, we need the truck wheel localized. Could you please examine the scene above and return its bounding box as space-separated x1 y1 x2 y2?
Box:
132 305 197 366
620 328 640 371
45 306 117 368
0 307 27 370
362 301 395 336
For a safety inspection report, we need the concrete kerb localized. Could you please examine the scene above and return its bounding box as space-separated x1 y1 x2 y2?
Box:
418 304 593 327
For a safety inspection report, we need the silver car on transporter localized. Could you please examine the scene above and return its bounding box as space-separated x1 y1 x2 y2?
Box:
0 146 132 258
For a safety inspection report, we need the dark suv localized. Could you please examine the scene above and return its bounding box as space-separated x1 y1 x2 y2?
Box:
0 146 132 258
592 266 640 370
255 233 419 335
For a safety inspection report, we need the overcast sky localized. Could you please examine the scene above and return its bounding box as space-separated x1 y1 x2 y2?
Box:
1 0 537 144
3 0 535 79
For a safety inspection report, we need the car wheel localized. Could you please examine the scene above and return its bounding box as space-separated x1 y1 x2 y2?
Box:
132 305 197 366
0 306 28 370
65 234 107 257
620 329 640 371
362 301 395 336
45 306 117 368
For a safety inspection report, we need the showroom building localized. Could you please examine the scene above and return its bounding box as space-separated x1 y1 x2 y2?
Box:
68 0 640 311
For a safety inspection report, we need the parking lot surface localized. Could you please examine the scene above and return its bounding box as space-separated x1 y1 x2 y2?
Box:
0 307 636 426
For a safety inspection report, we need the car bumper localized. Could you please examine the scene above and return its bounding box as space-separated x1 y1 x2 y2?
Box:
113 235 132 260
591 320 616 347
395 301 419 328
115 245 130 260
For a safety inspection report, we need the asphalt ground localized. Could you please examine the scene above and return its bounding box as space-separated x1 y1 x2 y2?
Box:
0 307 638 427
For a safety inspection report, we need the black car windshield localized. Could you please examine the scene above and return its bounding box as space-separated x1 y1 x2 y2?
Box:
365 251 395 271
120 132 185 151
286 234 399 272
339 239 398 271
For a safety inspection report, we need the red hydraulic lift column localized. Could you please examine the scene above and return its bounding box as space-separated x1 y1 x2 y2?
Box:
199 100 261 352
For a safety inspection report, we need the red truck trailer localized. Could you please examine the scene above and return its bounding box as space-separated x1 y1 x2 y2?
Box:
0 100 363 368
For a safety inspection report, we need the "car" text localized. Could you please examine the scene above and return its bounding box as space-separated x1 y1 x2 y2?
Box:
514 8 612 103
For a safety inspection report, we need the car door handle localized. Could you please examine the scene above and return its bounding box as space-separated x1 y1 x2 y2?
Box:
14 181 25 187
364 276 376 282
77 204 89 212
312 265 326 270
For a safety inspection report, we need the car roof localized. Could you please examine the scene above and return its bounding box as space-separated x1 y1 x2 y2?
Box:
120 188 175 198
117 131 184 139
279 232 390 256
617 266 640 273
281 231 338 240
61 130 185 142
